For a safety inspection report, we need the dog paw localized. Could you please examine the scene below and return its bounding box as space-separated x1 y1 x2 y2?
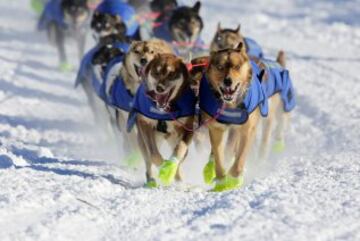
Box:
273 140 285 153
59 62 74 72
211 175 244 192
158 160 178 186
203 160 216 184
124 151 142 168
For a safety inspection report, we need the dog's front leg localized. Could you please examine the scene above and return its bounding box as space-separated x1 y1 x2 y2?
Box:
136 118 159 187
225 113 260 190
159 120 194 185
208 124 227 180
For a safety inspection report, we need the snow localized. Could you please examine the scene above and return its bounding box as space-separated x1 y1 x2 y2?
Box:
1 0 360 240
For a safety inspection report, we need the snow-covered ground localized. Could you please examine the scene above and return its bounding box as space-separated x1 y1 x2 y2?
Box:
1 0 360 240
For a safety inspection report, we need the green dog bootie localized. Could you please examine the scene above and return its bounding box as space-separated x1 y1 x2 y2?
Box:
31 0 44 15
273 140 285 154
203 158 216 184
158 159 179 186
212 174 244 192
59 62 73 72
144 180 158 188
124 151 141 168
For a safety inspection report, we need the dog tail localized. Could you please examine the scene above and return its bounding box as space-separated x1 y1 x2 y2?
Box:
276 50 286 68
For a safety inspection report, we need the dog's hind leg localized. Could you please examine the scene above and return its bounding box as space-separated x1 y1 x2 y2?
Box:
258 95 279 160
273 107 290 154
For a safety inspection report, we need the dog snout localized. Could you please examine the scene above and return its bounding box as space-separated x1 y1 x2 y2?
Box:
224 77 232 87
156 85 165 93
140 58 148 66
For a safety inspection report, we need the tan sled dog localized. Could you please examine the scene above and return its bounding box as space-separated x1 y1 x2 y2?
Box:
200 43 292 192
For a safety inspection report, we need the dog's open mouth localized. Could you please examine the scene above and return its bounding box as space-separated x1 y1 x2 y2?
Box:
134 64 143 77
220 84 240 102
147 87 175 111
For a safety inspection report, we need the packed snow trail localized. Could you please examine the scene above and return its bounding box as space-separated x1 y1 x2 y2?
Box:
1 0 360 240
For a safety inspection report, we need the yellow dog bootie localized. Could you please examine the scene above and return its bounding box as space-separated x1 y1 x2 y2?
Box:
59 62 73 72
212 174 244 192
273 139 285 153
203 156 216 184
158 157 179 186
124 151 142 168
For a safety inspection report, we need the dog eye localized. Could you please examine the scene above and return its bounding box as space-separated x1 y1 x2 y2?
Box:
134 50 140 54
217 36 222 42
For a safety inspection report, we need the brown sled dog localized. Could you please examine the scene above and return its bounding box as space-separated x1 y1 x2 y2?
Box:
133 54 196 187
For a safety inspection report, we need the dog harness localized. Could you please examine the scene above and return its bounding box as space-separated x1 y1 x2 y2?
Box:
127 83 197 131
199 61 268 125
38 0 66 30
244 37 264 59
260 59 296 112
95 0 140 37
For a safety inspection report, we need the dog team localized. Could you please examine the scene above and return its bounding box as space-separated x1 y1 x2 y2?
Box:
37 0 296 192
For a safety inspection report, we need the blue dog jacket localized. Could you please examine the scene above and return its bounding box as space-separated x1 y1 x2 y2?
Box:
92 42 130 101
199 61 268 125
131 83 197 121
260 59 296 112
244 37 264 59
95 0 139 36
38 0 65 30
75 42 129 98
75 45 101 88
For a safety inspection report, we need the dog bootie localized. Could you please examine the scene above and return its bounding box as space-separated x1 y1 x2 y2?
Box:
144 179 158 188
212 174 244 192
31 0 44 15
158 159 179 186
59 62 73 72
124 151 141 168
273 139 285 153
203 158 216 184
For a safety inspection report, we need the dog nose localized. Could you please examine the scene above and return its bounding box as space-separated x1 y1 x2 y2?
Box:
224 78 232 87
140 58 147 66
156 85 165 93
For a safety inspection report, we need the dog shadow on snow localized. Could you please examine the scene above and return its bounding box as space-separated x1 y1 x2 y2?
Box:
11 146 138 189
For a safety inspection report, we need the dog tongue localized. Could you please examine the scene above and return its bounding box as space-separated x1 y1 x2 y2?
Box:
156 92 170 108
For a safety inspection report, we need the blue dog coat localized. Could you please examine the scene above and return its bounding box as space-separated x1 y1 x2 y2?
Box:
129 83 197 126
199 61 268 125
75 42 129 98
92 42 130 101
38 0 65 30
260 59 296 112
244 38 264 59
75 45 101 88
95 0 140 37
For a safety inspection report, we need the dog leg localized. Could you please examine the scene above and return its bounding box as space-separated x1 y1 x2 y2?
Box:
54 26 72 72
212 113 259 192
208 125 227 180
273 108 290 153
76 31 86 62
136 119 157 187
159 127 193 185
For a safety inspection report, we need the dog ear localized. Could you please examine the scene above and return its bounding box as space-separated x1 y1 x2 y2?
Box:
235 24 241 33
217 22 222 32
193 1 201 13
